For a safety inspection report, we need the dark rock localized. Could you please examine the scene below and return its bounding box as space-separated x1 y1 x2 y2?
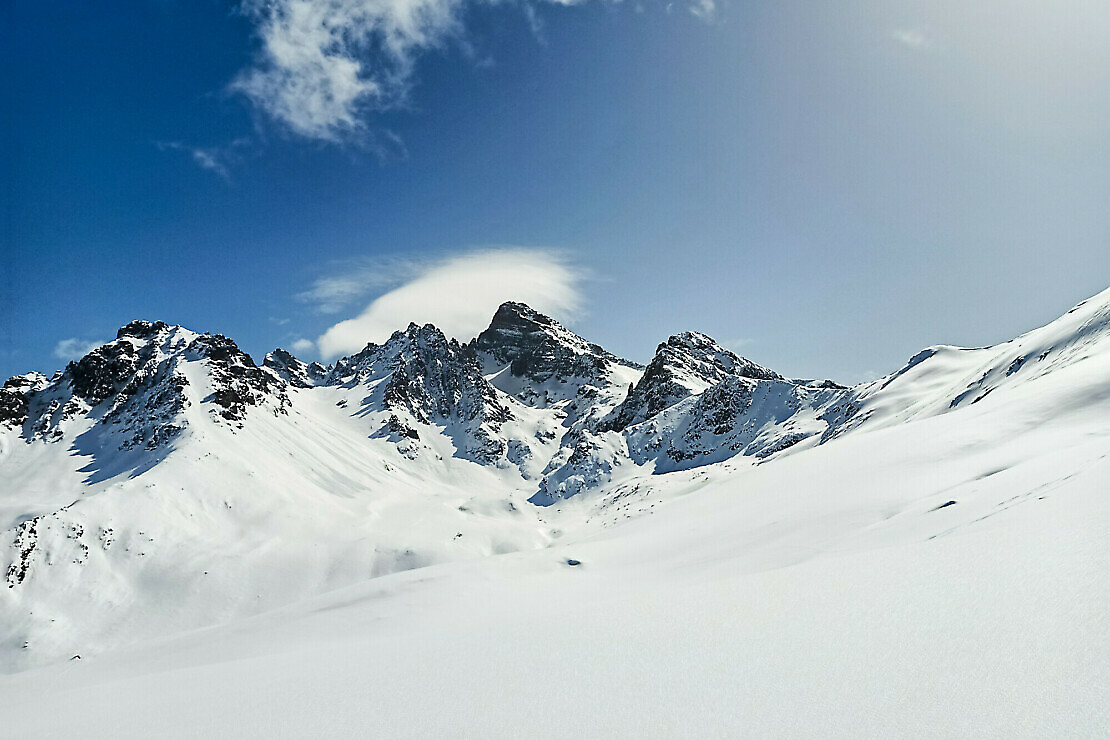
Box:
0 373 47 428
189 334 289 422
263 349 327 388
67 341 142 405
329 323 512 464
601 332 780 432
470 302 635 384
116 320 169 340
385 414 420 440
5 517 39 588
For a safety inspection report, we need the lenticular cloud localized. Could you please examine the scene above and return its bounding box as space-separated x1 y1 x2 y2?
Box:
315 248 583 358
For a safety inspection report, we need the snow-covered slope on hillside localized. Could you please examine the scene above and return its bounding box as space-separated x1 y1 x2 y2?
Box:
2 289 1107 735
1 286 1108 725
830 286 1110 436
534 330 850 502
0 320 558 670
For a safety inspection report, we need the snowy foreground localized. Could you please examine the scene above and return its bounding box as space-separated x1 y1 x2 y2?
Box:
2 291 1109 737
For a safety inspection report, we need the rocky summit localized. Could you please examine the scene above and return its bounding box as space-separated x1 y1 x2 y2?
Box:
471 301 638 383
0 302 910 502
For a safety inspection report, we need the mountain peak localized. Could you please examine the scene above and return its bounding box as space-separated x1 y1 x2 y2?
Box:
264 349 327 388
0 373 49 429
658 331 780 382
471 301 637 381
487 301 557 329
600 330 781 432
320 320 511 463
116 320 170 341
4 324 289 457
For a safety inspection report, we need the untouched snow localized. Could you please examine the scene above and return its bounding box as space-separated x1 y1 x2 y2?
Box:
2 385 1106 737
0 289 1108 736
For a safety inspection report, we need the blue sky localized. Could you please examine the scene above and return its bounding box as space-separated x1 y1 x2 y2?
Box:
3 0 1108 383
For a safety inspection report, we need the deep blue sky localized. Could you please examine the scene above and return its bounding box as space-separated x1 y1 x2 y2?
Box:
3 0 1108 383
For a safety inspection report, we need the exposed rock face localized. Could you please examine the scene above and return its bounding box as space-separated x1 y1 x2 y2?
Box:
370 414 424 460
263 349 326 389
533 329 854 502
4 305 854 504
5 516 39 588
329 323 513 464
67 339 145 407
387 327 509 426
5 325 190 449
102 360 189 452
600 332 780 432
625 375 849 471
187 334 289 423
531 428 627 505
471 302 635 384
0 373 48 429
384 414 420 440
2 322 290 456
469 302 643 437
116 320 170 341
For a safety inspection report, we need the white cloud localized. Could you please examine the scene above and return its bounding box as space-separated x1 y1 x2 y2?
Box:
232 0 465 142
157 140 250 179
54 338 104 362
315 248 582 358
190 149 229 178
689 0 715 23
892 28 933 50
233 0 715 142
719 337 751 354
296 256 420 314
297 272 381 315
290 338 316 355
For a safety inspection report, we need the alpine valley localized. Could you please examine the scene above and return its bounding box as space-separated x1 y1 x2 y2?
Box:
1 291 1108 737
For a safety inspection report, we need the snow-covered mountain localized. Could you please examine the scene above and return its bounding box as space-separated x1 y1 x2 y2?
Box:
1 288 1109 736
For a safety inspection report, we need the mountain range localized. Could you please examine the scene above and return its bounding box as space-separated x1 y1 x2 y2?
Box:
1 288 1108 736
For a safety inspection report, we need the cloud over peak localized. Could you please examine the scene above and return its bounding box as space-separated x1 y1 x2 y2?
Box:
54 338 104 362
314 248 583 358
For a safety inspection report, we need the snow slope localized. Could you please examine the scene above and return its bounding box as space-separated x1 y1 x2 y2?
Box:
0 289 1108 737
0 321 560 670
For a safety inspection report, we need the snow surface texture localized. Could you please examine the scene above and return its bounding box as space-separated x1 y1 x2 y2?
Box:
1 292 1108 737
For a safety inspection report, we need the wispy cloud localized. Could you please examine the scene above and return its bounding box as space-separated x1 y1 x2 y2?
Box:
688 0 715 23
157 139 250 179
891 28 934 51
290 338 316 355
233 0 716 143
719 337 751 354
296 256 422 314
231 0 464 142
53 338 104 362
314 248 583 358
